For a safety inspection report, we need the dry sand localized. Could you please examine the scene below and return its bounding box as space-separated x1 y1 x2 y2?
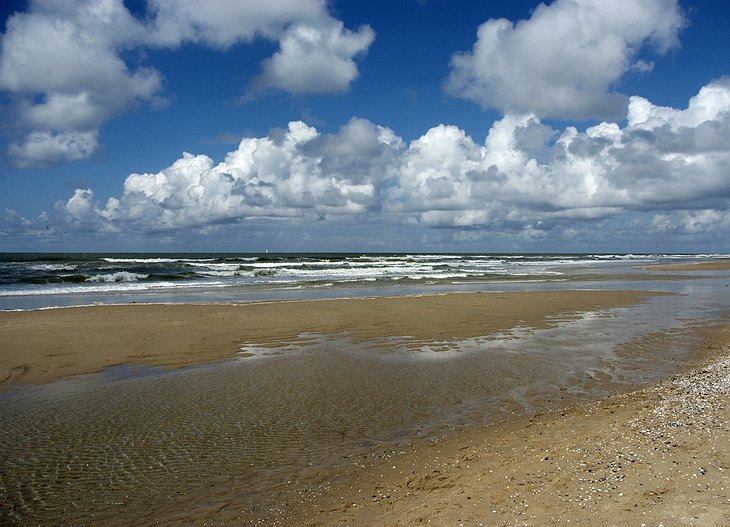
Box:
1 290 648 387
270 326 730 527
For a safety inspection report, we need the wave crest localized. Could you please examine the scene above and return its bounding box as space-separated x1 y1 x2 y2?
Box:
88 272 150 283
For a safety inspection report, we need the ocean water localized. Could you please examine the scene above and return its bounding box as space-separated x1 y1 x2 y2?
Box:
1 252 728 310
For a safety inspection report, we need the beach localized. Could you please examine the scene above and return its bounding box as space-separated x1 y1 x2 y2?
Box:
641 260 730 272
2 0 730 522
1 290 649 387
278 326 730 527
2 0 728 521
2 278 730 525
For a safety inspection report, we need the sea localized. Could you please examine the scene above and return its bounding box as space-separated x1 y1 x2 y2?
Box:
2 252 729 310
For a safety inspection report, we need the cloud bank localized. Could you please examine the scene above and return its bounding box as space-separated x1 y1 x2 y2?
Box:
0 0 373 167
445 0 686 119
47 79 730 249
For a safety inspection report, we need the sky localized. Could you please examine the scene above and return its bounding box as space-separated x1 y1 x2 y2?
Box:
1 0 729 253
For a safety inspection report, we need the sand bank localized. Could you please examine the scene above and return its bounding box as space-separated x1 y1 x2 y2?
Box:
273 326 730 526
0 290 649 387
643 259 730 271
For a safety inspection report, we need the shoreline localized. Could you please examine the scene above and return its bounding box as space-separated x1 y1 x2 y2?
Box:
1 289 652 388
272 325 730 526
641 259 730 272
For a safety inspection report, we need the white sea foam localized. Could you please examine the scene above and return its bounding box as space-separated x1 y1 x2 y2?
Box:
88 272 150 282
102 257 220 264
0 279 228 297
102 257 182 264
29 263 78 272
186 262 244 271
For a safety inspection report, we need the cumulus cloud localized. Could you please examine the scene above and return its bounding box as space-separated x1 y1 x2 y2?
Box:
149 0 374 97
58 118 403 230
648 210 730 238
0 0 160 167
445 0 686 119
8 130 99 167
405 78 730 230
0 0 374 166
628 80 730 131
249 21 374 96
147 0 326 47
52 79 730 249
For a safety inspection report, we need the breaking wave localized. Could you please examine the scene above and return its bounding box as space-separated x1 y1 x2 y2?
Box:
88 272 150 283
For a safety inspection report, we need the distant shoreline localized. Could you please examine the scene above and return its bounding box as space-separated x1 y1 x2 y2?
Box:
641 259 730 271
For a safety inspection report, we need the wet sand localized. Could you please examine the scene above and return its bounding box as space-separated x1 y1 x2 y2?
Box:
2 289 729 526
642 259 730 271
1 290 649 387
274 326 730 526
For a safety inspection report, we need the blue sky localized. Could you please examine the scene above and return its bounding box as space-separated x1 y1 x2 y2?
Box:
1 0 729 252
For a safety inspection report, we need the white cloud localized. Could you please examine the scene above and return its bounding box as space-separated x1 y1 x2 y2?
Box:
46 79 730 249
0 1 148 94
250 21 374 96
628 79 730 130
8 130 99 167
0 0 160 167
149 0 374 97
58 118 403 230
445 0 685 119
148 0 326 47
0 0 373 166
391 124 483 212
649 210 730 235
59 188 101 223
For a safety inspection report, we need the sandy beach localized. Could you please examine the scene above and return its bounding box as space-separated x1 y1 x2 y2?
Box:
1 290 649 387
642 259 730 272
2 288 729 526
267 326 730 526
